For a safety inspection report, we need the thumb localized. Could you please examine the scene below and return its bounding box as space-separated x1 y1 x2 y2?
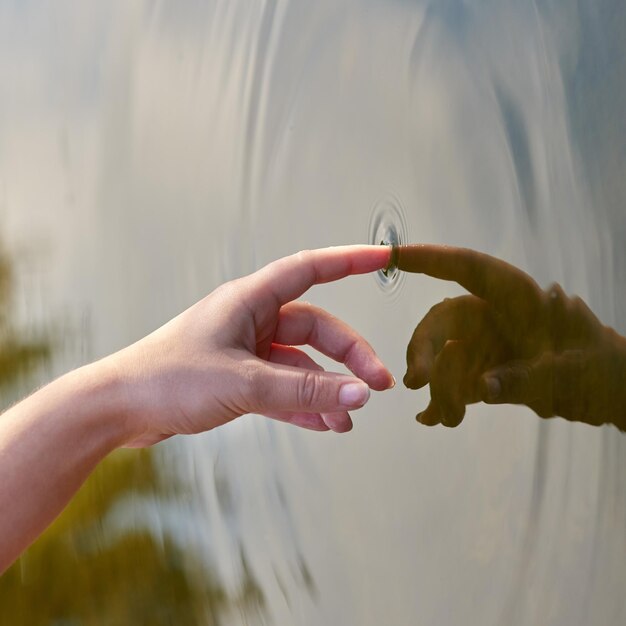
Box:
479 353 555 413
251 362 371 414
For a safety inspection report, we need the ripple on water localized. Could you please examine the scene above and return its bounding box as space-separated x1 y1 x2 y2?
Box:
368 194 409 300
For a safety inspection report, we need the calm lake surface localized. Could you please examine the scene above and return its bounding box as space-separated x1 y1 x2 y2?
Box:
1 1 626 624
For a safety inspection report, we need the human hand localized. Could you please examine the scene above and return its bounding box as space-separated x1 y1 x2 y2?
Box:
395 245 626 430
105 246 395 446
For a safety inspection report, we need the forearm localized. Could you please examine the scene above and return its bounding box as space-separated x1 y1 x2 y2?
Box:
0 362 129 573
602 328 626 432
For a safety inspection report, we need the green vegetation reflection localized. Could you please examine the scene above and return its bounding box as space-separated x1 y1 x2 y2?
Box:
0 246 264 625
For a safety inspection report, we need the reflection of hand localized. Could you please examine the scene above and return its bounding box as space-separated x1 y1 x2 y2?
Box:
109 246 395 446
396 245 626 430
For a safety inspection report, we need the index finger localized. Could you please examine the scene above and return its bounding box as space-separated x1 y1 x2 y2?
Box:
395 244 544 328
252 245 392 306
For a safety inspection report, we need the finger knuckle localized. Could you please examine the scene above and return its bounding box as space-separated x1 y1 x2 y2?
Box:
293 249 314 269
292 250 318 284
544 283 573 344
242 361 268 409
294 248 313 260
499 361 533 402
297 370 320 408
510 361 533 381
546 282 567 302
428 300 449 317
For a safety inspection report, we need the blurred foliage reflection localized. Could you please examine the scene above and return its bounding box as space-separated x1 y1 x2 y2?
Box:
0 247 264 625
1 451 264 625
0 248 50 395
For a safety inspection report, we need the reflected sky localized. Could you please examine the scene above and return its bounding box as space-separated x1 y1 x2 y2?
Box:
0 1 625 624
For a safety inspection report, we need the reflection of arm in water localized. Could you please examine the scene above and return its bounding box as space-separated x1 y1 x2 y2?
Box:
0 245 395 574
396 244 626 431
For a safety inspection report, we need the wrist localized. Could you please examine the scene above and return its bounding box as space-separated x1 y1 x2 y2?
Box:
66 359 138 449
603 327 626 431
91 348 175 447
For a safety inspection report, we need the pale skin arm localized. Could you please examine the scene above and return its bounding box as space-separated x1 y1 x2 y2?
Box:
0 245 394 574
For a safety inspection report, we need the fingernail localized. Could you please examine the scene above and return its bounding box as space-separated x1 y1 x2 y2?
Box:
416 411 424 423
388 375 397 389
339 382 370 408
484 377 501 400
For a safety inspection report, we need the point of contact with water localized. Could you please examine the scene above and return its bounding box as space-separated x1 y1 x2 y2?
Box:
368 195 409 298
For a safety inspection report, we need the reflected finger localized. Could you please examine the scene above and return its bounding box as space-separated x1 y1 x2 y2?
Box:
544 283 605 349
428 340 472 427
405 295 494 389
417 400 444 426
395 245 544 332
426 333 508 427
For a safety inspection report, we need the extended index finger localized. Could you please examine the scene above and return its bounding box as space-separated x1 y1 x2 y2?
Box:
395 244 544 329
252 245 392 307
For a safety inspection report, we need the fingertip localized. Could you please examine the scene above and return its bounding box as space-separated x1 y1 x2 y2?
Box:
441 407 465 428
479 374 502 403
403 358 430 389
404 371 418 389
416 411 437 426
288 413 331 432
381 369 396 390
323 412 354 433
368 368 396 391
436 394 466 427
404 370 428 390
416 404 441 426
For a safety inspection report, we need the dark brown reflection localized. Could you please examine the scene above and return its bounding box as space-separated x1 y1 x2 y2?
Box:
0 244 264 624
395 244 626 431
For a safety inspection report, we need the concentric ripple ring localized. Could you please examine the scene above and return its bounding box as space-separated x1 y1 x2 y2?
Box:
368 194 409 299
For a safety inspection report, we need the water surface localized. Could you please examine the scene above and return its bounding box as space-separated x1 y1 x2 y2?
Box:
1 1 625 624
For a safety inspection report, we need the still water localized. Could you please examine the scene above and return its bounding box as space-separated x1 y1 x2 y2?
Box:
1 1 626 624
